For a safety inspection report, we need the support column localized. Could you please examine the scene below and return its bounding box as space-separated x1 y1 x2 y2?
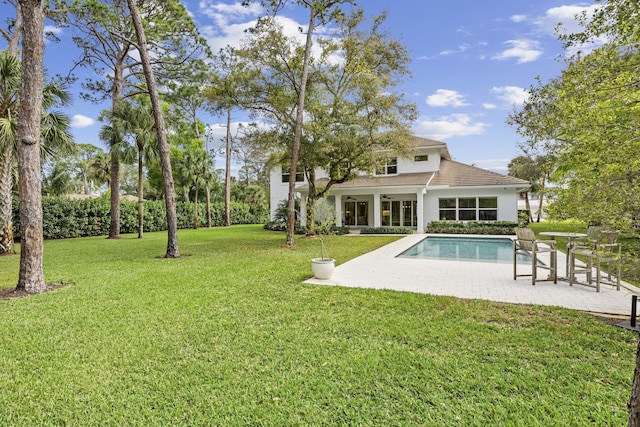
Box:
373 193 381 228
300 197 307 227
417 189 425 234
335 195 342 227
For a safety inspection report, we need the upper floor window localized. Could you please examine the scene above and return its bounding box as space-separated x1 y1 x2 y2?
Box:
414 154 429 162
281 166 304 183
376 157 397 175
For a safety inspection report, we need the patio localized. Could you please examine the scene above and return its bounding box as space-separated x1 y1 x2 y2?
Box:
305 234 640 316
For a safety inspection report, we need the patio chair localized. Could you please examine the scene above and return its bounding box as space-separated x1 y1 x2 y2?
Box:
569 230 621 292
513 228 557 286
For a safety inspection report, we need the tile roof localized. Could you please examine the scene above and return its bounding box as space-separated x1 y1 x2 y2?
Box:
296 159 529 191
428 159 530 187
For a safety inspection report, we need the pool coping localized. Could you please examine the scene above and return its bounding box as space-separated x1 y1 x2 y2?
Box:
305 234 640 316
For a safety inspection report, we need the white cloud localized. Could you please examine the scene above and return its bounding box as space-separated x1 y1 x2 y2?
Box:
491 86 529 107
510 15 527 23
534 4 599 36
197 1 333 63
71 115 95 128
482 103 497 110
44 25 62 36
439 43 471 57
413 114 489 140
492 39 543 63
426 89 469 108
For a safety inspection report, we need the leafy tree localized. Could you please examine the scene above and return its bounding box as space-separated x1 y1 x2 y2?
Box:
508 1 640 231
507 154 555 223
72 143 103 194
231 182 268 218
239 8 416 235
88 149 110 191
243 0 353 246
204 46 250 227
42 158 74 196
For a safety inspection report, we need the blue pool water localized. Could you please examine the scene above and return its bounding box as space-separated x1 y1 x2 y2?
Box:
397 236 534 264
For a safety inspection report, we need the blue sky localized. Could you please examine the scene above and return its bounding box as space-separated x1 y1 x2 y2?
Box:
1 1 598 174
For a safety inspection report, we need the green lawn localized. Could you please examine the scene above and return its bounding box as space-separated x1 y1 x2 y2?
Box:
0 224 636 425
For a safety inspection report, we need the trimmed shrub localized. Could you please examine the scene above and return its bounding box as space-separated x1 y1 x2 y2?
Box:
425 220 518 235
360 227 414 235
263 221 306 234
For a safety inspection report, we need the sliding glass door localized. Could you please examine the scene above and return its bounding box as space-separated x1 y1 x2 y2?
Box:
344 201 368 226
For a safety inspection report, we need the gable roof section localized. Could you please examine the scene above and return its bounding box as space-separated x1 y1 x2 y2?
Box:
413 136 452 160
428 159 529 188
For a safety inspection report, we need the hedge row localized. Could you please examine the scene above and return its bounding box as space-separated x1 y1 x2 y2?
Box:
11 197 269 240
359 227 414 235
425 220 518 235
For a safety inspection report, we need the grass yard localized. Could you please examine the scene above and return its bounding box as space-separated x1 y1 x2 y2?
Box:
0 224 637 425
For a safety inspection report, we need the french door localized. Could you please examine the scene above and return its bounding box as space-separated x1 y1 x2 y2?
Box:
382 200 417 227
344 201 369 226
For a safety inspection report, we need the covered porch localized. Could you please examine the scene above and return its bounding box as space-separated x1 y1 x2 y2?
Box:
299 187 428 233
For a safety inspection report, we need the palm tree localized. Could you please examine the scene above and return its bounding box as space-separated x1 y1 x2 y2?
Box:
88 150 111 192
175 146 214 229
103 98 158 238
0 50 73 255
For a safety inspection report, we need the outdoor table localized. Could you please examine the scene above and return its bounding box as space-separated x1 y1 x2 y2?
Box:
539 231 588 278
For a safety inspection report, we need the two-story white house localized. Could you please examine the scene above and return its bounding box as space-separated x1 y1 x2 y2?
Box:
269 136 530 233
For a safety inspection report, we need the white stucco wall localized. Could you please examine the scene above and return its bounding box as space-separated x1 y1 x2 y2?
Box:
423 187 520 230
397 151 441 174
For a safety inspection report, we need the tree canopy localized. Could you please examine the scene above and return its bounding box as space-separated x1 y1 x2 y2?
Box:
508 0 640 231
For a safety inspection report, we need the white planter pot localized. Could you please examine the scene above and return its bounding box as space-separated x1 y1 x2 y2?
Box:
311 258 335 280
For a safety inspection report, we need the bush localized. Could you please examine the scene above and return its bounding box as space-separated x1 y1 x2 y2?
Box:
263 221 306 234
425 220 518 235
12 196 264 241
359 227 414 235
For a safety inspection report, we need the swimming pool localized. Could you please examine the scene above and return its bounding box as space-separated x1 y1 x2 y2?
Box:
397 236 535 264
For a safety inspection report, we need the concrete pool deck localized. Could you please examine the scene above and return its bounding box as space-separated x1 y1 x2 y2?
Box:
305 234 640 316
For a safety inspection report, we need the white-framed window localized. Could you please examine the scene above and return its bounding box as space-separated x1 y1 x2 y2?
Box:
281 166 304 183
376 157 397 175
438 197 498 221
414 154 429 162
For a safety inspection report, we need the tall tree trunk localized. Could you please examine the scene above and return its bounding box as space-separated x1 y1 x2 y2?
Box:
108 151 120 238
108 62 124 240
127 0 180 257
285 5 316 247
137 150 144 239
0 11 23 256
305 170 317 236
524 192 532 223
0 150 14 255
536 177 546 223
224 105 232 227
205 185 211 227
193 188 199 229
16 0 46 293
82 171 89 194
629 335 640 426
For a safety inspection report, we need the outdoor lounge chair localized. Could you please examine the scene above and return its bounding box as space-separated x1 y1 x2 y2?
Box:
569 230 621 292
513 228 557 286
